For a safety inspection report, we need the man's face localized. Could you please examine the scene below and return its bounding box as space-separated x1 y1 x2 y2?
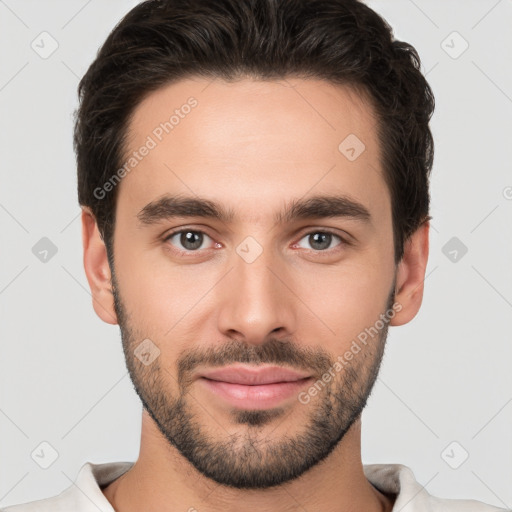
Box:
109 77 397 488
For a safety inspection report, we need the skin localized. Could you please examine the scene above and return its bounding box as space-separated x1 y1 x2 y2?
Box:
82 77 429 512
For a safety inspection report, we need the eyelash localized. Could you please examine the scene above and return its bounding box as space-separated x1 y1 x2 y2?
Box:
163 228 351 257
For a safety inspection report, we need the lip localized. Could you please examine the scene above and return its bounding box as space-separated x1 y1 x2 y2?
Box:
198 365 313 410
200 365 311 385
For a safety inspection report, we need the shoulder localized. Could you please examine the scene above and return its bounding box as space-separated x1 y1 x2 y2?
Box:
1 495 66 512
0 461 133 512
363 463 509 512
427 495 510 512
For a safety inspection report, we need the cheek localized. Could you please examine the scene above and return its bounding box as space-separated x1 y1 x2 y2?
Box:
293 258 392 346
114 243 221 344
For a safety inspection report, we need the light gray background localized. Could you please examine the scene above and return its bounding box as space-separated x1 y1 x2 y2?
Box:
1 0 511 509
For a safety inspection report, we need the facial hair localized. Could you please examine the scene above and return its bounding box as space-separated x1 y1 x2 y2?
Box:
111 267 396 489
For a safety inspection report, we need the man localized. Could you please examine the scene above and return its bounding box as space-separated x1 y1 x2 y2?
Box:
3 0 507 511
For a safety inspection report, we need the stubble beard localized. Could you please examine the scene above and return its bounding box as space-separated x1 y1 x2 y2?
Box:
111 268 394 489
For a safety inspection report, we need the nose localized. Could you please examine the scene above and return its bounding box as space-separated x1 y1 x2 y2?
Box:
216 243 298 346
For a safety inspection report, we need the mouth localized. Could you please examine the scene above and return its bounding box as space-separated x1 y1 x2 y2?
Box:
198 364 313 410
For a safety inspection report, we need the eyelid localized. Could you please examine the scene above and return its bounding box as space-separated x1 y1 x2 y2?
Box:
293 228 351 252
163 227 218 253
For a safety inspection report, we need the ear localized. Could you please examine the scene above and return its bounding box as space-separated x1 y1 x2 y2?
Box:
81 207 118 325
389 221 430 326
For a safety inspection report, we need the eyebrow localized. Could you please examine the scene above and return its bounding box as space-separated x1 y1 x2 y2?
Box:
137 193 371 227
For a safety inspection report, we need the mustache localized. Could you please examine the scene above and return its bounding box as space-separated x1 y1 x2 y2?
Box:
177 338 333 389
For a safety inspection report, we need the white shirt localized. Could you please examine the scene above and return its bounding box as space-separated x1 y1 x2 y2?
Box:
1 461 508 512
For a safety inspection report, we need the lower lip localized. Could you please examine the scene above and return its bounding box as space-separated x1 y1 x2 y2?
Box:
199 377 312 410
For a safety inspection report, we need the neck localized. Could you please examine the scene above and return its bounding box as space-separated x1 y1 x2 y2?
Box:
102 412 395 512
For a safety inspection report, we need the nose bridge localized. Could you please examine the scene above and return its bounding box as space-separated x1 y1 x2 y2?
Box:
216 236 296 343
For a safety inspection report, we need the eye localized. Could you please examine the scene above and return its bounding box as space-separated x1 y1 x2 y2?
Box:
294 230 346 252
164 229 217 253
163 228 349 256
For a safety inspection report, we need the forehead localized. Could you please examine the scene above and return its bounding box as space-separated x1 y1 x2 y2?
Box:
118 76 388 223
